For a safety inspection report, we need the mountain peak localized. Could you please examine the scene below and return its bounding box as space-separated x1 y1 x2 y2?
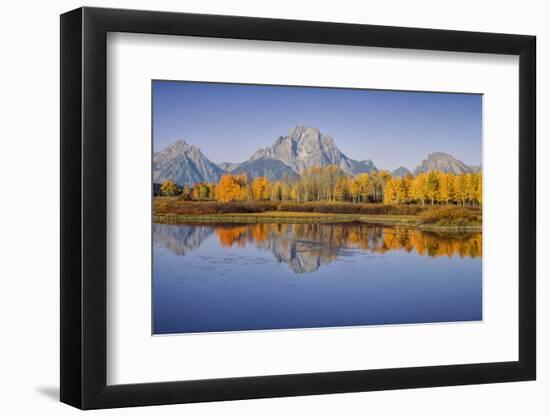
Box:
391 166 412 177
288 125 320 137
217 161 240 172
163 139 194 152
248 126 374 177
427 151 452 158
153 140 224 185
414 152 473 175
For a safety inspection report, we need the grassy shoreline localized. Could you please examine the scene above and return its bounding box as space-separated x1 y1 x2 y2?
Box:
153 211 481 232
153 198 482 231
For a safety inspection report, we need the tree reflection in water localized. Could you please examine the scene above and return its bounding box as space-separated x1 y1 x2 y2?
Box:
212 223 481 256
154 222 481 274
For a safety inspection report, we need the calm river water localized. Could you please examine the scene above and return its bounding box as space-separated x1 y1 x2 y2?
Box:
153 222 482 334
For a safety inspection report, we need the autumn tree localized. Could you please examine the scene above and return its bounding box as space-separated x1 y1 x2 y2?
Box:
396 177 410 204
466 173 480 206
411 173 428 204
366 170 391 202
291 181 305 203
376 170 392 202
160 179 178 196
454 174 468 206
437 172 455 204
351 173 370 203
180 185 192 201
271 181 283 202
251 177 271 201
476 173 483 205
383 178 398 204
216 173 248 202
235 173 249 200
322 165 344 201
349 178 360 203
335 176 351 202
292 165 345 202
426 171 439 205
299 167 318 201
192 183 209 200
191 184 201 200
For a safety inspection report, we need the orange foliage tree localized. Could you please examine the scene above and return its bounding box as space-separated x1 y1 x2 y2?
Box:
215 173 248 202
251 177 271 201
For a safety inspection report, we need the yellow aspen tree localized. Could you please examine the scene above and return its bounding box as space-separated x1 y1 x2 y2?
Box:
335 176 351 202
443 172 456 204
271 181 283 202
396 178 409 204
476 173 483 206
454 173 468 206
349 178 361 203
191 183 211 200
402 175 413 202
411 173 428 205
235 173 249 201
355 173 370 203
376 170 392 202
180 185 192 201
191 184 200 200
207 183 216 200
280 181 290 201
160 179 178 196
251 177 271 201
290 183 300 202
426 171 439 205
435 171 453 204
383 178 398 204
466 173 478 206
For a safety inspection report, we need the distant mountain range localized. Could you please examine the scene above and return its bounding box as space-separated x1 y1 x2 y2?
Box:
153 140 225 185
412 152 479 176
217 162 239 172
391 166 412 177
153 125 481 185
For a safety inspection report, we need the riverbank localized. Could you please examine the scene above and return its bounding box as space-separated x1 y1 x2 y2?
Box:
153 198 482 231
153 211 481 232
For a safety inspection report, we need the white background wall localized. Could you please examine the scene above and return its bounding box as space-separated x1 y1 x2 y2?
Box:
0 0 545 415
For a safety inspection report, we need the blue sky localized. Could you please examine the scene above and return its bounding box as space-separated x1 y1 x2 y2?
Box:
153 81 482 171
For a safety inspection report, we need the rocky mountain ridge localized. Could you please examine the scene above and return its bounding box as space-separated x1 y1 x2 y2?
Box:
153 127 480 185
153 140 225 185
413 152 477 175
246 125 377 179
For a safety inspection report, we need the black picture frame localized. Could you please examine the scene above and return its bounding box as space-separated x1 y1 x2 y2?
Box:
60 6 536 410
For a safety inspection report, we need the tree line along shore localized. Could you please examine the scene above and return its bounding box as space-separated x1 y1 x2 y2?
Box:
153 165 482 230
157 165 482 207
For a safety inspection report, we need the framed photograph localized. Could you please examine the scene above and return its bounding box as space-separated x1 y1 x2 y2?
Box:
60 7 536 409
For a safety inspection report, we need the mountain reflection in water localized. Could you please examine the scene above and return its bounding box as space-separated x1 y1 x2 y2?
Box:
153 222 481 274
